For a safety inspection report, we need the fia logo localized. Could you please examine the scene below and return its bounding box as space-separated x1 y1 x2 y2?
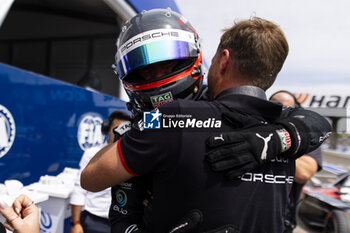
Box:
77 113 105 151
143 109 161 129
0 104 15 158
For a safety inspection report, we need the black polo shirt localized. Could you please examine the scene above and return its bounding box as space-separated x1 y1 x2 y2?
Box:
118 86 296 233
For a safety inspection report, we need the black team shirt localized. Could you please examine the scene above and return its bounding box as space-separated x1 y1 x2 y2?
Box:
118 86 296 233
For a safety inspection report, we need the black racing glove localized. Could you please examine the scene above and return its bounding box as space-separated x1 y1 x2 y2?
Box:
168 209 238 233
204 226 238 233
168 209 203 233
206 108 332 180
206 111 288 180
279 107 332 156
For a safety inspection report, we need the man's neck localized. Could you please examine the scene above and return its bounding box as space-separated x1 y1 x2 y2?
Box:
213 74 250 99
215 85 267 100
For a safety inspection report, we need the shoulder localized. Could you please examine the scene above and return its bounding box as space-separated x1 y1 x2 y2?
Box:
83 144 105 159
159 99 215 114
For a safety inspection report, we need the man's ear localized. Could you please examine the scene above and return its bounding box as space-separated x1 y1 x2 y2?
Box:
219 49 230 74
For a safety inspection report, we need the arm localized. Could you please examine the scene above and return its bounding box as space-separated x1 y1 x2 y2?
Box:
279 107 331 156
82 116 170 192
108 121 153 232
70 149 90 233
71 205 83 233
294 155 319 183
294 147 322 184
81 141 133 192
205 108 331 179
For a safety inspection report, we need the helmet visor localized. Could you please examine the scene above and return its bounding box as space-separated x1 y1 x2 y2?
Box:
114 29 199 80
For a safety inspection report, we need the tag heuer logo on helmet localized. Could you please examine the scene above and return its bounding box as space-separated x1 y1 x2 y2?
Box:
150 92 173 108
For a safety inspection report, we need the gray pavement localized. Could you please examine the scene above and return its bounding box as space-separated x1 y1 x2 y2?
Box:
294 226 309 233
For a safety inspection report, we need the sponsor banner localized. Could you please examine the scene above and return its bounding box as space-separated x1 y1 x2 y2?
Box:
268 86 350 133
268 86 350 109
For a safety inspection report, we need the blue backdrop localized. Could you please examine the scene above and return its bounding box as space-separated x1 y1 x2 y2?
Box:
0 63 128 185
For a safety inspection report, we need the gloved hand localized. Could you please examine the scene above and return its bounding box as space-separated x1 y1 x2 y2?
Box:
279 107 332 156
206 111 292 180
113 121 131 142
168 209 238 233
205 225 238 233
168 209 202 233
111 223 151 233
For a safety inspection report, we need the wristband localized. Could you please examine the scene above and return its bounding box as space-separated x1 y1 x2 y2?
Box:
276 117 310 158
276 128 292 153
70 220 80 226
113 121 132 142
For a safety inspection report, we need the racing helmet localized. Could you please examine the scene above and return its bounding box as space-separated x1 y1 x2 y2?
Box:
113 8 204 112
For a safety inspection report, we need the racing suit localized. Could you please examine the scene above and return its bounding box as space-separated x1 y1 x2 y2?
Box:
109 86 330 232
